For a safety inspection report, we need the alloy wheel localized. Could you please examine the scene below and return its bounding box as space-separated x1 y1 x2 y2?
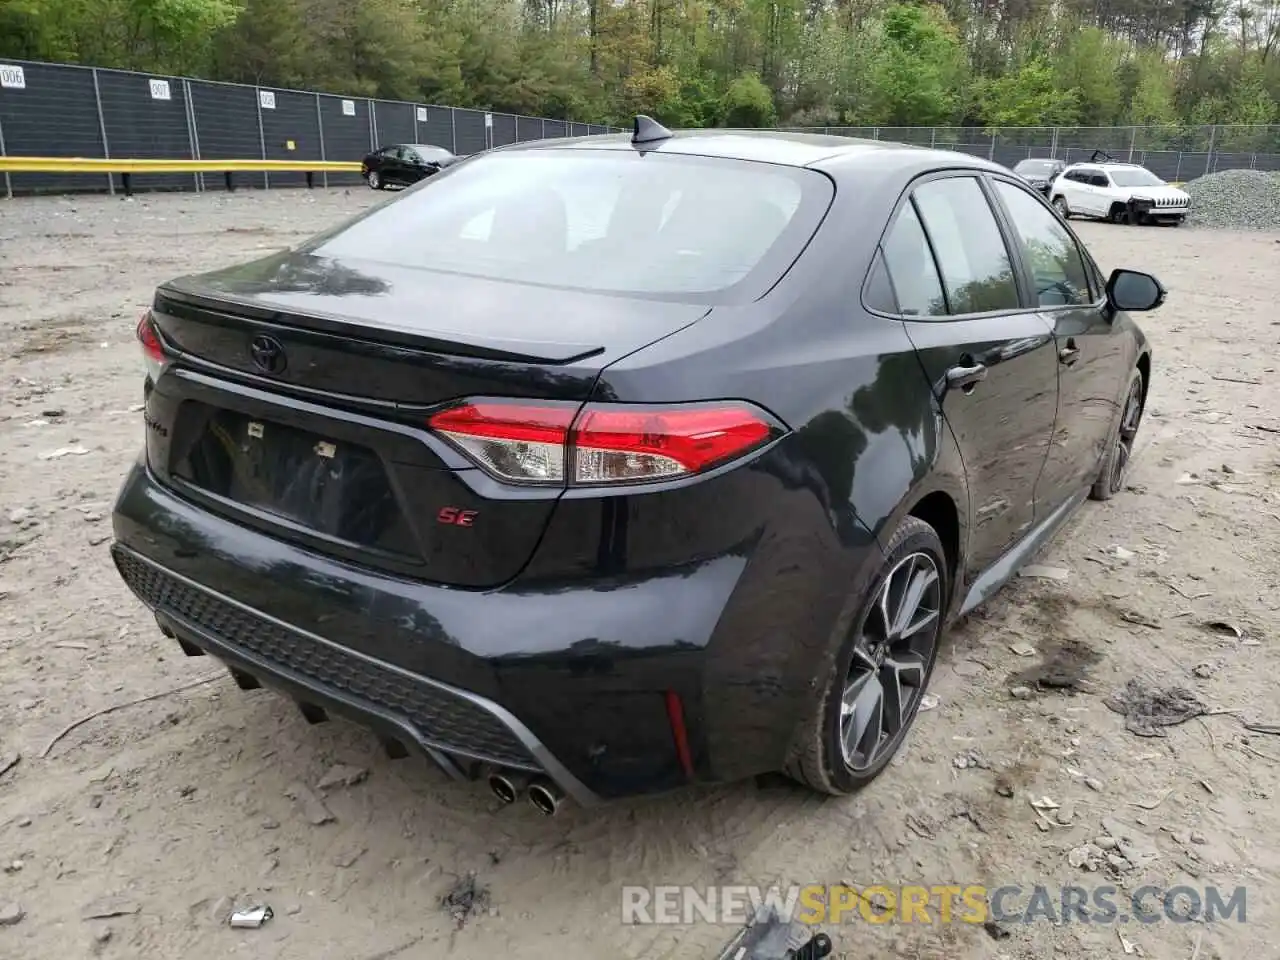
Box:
367 171 381 189
1110 377 1144 492
1053 197 1069 218
839 551 942 772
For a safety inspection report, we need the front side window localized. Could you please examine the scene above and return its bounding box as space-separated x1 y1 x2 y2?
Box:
307 150 832 301
912 177 1020 315
994 181 1093 307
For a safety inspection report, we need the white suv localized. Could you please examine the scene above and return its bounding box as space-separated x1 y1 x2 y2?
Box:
1050 161 1190 226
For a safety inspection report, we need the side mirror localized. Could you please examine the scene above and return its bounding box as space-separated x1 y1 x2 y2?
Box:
1105 268 1166 312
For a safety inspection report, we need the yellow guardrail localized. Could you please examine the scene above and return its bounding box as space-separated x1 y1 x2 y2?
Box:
0 156 363 196
0 157 360 173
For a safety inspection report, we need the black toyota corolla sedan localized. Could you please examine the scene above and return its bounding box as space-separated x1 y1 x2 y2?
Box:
112 118 1163 814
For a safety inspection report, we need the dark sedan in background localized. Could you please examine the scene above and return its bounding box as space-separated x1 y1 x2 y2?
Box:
361 143 459 189
113 119 1164 815
1012 157 1067 196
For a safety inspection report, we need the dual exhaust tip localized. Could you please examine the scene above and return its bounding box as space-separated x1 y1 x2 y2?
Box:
488 771 564 816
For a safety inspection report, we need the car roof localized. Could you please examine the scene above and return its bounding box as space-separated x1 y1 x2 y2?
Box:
490 129 1011 177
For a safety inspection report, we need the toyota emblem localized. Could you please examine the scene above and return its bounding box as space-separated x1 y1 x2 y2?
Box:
249 334 286 375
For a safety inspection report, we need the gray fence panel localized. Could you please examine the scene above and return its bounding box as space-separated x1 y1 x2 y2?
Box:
418 106 454 153
570 122 588 137
318 94 368 185
373 100 415 148
492 113 517 147
544 119 568 138
98 69 192 192
454 109 486 155
190 80 263 187
515 117 541 142
0 62 105 194
261 88 322 187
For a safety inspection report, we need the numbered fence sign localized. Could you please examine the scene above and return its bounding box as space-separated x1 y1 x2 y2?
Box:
416 107 428 123
149 79 171 101
0 64 25 90
259 90 276 110
484 113 493 128
341 99 356 117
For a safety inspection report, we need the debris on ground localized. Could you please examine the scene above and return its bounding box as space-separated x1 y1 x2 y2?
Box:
441 873 491 930
1101 818 1161 869
37 445 91 460
982 918 1012 940
917 693 940 712
952 750 988 769
1011 638 1100 693
333 846 366 869
80 896 141 920
715 903 833 959
1185 169 1280 231
1018 564 1069 581
0 902 24 926
1068 843 1107 870
229 905 273 929
1009 685 1034 700
285 782 336 826
1104 678 1207 737
0 752 19 779
1008 642 1037 657
317 763 369 791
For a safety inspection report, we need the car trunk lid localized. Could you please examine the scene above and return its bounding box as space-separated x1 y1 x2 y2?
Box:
144 252 709 588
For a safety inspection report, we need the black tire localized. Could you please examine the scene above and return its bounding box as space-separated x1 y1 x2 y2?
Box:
787 516 948 795
1090 367 1145 501
1052 195 1070 219
367 171 383 190
1109 203 1128 224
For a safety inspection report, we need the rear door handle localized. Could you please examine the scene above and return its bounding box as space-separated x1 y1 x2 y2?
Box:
945 363 988 391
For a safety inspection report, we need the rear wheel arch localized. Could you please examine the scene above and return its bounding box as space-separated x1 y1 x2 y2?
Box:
907 490 961 602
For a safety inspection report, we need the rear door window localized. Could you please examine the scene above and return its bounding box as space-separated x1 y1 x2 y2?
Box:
878 202 946 317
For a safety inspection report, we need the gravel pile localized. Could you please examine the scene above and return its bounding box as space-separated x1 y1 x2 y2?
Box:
1185 169 1280 231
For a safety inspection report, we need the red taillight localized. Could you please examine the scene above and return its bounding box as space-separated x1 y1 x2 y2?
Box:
427 398 782 487
137 310 166 381
428 401 575 484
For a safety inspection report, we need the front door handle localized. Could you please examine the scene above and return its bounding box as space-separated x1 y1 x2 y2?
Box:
945 363 988 392
1059 344 1080 365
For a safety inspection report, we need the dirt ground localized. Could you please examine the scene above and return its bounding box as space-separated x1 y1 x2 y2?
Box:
0 188 1278 960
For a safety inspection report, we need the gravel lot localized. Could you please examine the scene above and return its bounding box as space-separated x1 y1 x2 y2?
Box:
1 190 1278 960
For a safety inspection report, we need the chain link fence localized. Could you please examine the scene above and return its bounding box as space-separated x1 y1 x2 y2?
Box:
780 125 1280 183
0 58 623 197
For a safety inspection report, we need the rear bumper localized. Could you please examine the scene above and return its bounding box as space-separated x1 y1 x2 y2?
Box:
111 543 597 802
111 458 855 801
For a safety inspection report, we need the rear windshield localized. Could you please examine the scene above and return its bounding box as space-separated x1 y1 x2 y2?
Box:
307 149 833 301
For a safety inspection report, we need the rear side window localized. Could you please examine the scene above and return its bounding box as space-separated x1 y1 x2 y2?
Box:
913 177 1020 315
879 202 946 317
308 150 833 302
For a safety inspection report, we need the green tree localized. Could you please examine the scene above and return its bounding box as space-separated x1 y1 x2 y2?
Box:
721 71 776 126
